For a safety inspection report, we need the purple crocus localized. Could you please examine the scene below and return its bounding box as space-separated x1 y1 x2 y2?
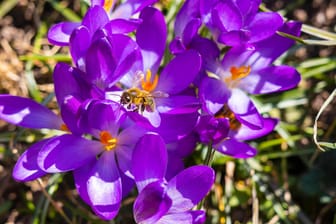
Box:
103 7 202 127
35 100 146 220
199 21 302 129
48 1 156 46
200 0 283 47
132 133 214 223
195 114 278 158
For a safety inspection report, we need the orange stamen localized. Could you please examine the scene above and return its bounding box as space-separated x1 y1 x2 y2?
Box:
141 69 159 92
100 131 117 151
230 65 251 80
60 124 69 132
103 0 113 12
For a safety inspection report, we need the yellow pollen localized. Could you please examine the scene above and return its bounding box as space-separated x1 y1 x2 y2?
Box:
60 124 69 132
141 69 159 92
215 105 241 131
230 65 251 81
103 0 113 12
100 131 117 151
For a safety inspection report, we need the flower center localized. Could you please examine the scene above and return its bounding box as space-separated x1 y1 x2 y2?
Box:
215 105 241 131
141 69 159 92
60 123 69 132
103 0 113 12
100 131 118 151
224 65 251 86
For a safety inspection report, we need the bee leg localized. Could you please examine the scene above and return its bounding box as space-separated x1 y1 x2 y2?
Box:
132 105 139 112
140 105 145 114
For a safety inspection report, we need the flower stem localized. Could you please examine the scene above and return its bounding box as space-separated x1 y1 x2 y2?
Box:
204 140 215 167
197 141 215 210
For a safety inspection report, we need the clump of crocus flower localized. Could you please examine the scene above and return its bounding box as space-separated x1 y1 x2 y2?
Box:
0 0 302 222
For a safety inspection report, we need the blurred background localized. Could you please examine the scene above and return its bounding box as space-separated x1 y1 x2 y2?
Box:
0 0 335 223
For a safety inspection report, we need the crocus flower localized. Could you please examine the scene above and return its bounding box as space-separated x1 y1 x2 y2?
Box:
48 1 156 46
104 7 202 127
35 100 146 220
195 113 278 158
132 133 214 224
199 21 302 129
200 0 283 47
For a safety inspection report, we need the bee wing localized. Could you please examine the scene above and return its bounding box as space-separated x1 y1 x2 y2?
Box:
132 70 145 87
105 91 122 102
151 91 169 98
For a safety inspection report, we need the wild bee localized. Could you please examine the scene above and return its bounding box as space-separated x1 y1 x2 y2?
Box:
120 88 154 113
120 88 168 114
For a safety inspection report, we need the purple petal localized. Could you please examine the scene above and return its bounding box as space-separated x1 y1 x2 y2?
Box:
156 50 201 94
108 34 142 86
134 180 172 223
111 0 157 19
248 12 283 43
165 154 185 181
182 18 201 46
199 77 230 114
82 6 109 33
86 34 142 90
80 100 126 136
169 38 186 54
175 0 200 37
53 62 92 106
103 18 141 35
117 124 146 146
156 95 200 114
221 46 257 71
87 152 122 220
215 138 257 158
158 210 206 224
154 112 199 143
254 21 302 63
114 145 133 179
143 109 161 128
212 1 242 31
236 0 261 21
195 115 230 145
233 117 278 141
240 65 301 94
166 132 198 158
37 134 102 172
0 95 62 129
69 26 91 69
120 170 135 198
85 37 117 89
228 88 263 129
47 22 80 46
189 36 220 70
218 30 250 46
90 0 104 6
167 165 214 212
136 7 167 72
12 138 51 181
132 133 167 192
199 0 218 26
59 96 84 135
74 160 95 205
75 152 122 220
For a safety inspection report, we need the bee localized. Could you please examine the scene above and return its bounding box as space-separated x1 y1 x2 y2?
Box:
119 71 168 114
